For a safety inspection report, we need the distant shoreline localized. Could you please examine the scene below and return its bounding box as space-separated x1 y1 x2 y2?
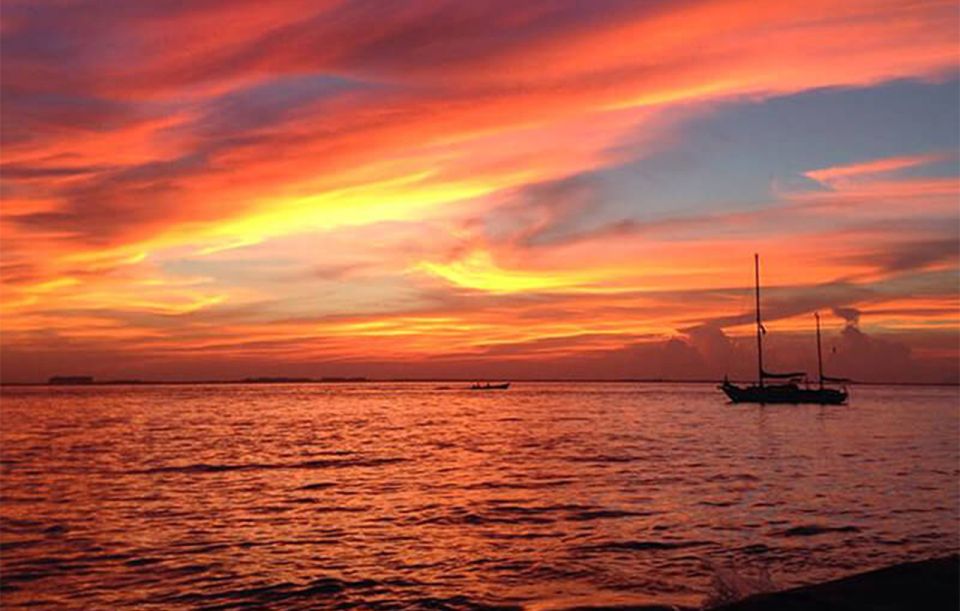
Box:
2 378 958 387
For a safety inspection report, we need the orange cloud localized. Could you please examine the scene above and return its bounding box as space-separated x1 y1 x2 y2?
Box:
1 1 957 381
804 153 950 186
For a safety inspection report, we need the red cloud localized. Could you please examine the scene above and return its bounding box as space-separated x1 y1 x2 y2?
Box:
1 1 957 381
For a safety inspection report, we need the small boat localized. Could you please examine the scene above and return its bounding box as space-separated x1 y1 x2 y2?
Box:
719 255 849 405
470 382 511 390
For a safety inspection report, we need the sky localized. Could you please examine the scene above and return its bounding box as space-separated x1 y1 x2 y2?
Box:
1 0 958 383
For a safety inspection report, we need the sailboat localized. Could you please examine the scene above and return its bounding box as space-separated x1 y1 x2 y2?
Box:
719 255 848 405
812 311 850 402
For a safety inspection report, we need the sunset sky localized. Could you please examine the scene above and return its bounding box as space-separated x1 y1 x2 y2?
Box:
2 0 958 383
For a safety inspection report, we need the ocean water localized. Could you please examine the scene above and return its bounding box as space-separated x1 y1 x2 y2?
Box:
1 382 957 609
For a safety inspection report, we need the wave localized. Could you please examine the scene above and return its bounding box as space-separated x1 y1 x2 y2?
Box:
150 576 500 609
415 512 556 526
568 509 656 521
131 456 406 475
406 502 663 528
296 481 337 491
461 478 577 490
158 576 377 608
578 539 716 552
404 595 523 610
779 524 862 537
566 454 638 464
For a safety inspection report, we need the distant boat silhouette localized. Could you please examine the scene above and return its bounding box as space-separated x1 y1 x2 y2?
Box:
719 255 848 405
470 382 511 390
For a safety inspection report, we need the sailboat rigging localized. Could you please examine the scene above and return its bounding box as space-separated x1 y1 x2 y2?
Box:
719 255 849 405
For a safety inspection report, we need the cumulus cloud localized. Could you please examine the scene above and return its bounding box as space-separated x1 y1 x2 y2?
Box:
832 306 861 328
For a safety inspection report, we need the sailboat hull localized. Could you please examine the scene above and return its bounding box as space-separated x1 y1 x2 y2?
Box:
720 382 847 405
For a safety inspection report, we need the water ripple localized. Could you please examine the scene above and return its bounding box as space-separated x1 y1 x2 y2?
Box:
1 382 956 609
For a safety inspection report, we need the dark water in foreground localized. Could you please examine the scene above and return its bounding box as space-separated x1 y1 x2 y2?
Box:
1 382 958 609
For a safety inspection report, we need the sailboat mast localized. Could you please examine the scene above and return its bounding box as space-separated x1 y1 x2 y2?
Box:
755 253 763 388
815 311 824 389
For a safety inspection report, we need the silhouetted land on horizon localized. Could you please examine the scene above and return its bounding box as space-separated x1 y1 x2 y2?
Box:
47 376 95 385
2 378 957 387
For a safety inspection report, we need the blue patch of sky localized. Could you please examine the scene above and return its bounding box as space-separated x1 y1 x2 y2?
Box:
586 78 960 226
199 73 382 134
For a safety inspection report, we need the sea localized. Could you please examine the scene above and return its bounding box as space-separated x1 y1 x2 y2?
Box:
1 382 957 609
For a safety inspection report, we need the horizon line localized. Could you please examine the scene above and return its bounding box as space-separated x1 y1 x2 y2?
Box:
2 378 958 387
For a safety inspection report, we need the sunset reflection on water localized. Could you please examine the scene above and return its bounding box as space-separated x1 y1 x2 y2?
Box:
1 383 957 608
